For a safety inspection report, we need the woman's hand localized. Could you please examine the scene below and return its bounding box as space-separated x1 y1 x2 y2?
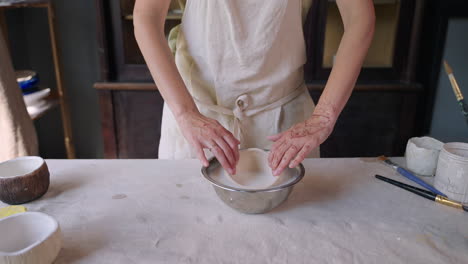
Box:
176 111 240 174
267 111 336 176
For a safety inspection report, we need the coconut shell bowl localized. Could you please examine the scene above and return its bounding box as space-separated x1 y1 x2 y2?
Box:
0 156 50 205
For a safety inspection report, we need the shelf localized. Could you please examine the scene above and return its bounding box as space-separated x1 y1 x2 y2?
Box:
0 0 49 9
94 81 424 92
3 0 75 158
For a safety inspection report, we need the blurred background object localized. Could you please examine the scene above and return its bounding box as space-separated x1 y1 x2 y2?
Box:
0 24 38 162
1 0 76 158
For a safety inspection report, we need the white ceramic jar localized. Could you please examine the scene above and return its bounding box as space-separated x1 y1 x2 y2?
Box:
434 142 468 203
405 137 444 176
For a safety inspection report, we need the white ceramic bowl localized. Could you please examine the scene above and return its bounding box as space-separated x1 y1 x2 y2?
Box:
0 156 50 205
0 212 61 264
405 137 444 176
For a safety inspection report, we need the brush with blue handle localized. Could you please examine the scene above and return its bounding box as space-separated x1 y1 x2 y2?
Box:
377 156 447 197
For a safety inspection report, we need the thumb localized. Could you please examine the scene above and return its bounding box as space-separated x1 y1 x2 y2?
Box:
267 132 284 142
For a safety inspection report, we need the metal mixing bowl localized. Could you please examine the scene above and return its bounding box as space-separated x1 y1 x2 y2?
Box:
201 157 305 214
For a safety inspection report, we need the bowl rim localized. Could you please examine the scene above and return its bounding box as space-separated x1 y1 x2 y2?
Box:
201 150 305 193
407 136 444 150
442 142 468 161
0 211 59 256
0 156 45 179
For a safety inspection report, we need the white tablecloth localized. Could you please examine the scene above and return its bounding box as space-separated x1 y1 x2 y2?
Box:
2 158 467 264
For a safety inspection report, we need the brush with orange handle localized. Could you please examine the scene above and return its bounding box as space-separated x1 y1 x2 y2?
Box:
443 60 468 125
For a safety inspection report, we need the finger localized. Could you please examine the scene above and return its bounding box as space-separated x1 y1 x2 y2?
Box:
210 144 234 175
271 142 291 170
219 123 241 145
195 143 209 167
290 143 314 168
267 131 285 142
268 139 285 166
268 135 287 164
214 136 236 171
217 124 240 163
223 134 240 163
273 145 300 176
271 134 287 151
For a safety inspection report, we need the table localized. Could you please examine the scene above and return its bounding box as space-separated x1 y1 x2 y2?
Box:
2 158 467 263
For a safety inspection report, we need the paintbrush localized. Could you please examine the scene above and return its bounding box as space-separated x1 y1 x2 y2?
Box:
443 60 468 125
375 175 468 212
377 156 447 197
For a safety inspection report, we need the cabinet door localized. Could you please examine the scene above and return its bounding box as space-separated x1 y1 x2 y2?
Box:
113 90 164 158
99 89 164 159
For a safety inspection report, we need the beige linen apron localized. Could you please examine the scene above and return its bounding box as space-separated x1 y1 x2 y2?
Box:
159 0 319 159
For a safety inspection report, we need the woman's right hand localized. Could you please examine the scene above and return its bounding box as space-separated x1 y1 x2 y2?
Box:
176 111 240 174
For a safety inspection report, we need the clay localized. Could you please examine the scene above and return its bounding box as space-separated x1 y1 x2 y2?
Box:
227 149 279 189
213 149 294 190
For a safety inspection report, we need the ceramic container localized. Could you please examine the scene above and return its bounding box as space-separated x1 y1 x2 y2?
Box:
434 142 468 203
0 212 61 264
0 156 50 205
405 137 444 176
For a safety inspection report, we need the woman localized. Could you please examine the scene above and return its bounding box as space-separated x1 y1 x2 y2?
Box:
134 0 374 176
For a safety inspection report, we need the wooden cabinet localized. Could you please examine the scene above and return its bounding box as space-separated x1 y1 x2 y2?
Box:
305 0 424 82
99 0 182 81
96 85 164 158
95 0 426 158
95 83 422 158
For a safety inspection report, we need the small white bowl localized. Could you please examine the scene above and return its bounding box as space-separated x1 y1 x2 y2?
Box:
0 156 50 205
0 212 61 264
405 137 444 176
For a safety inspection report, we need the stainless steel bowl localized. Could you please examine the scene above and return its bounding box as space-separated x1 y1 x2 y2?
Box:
201 157 305 214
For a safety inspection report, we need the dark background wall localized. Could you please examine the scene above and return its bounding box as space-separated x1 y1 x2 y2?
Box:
428 18 468 143
5 0 103 158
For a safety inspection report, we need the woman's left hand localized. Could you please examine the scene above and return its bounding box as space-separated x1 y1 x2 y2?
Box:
267 113 335 176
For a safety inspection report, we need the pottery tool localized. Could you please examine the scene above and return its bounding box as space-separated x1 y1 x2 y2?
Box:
443 60 468 125
375 175 468 212
377 156 447 197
